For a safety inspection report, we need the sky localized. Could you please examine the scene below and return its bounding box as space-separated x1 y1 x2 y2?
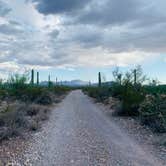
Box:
0 0 166 83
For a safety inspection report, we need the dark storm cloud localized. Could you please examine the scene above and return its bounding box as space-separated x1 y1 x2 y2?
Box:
75 0 140 26
32 0 166 54
32 0 91 14
32 0 166 27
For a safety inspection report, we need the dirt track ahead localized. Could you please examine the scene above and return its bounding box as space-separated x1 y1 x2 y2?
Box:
21 90 164 166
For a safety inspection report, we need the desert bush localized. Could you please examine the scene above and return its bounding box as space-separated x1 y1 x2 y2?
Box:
109 82 123 99
110 66 146 116
0 104 27 141
25 104 50 121
26 104 40 116
0 104 26 127
83 86 111 102
119 83 145 116
0 71 70 141
7 74 28 89
0 127 11 141
84 66 147 116
29 120 39 131
35 91 53 105
139 94 166 132
145 85 166 95
0 72 71 104
6 84 69 104
52 86 71 95
0 102 50 141
105 97 123 115
0 89 8 100
36 108 49 121
6 73 29 97
15 86 44 102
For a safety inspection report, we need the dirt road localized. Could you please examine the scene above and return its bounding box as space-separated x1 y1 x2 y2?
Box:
19 90 164 166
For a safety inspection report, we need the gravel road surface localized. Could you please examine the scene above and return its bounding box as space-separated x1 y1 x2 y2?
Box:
20 90 164 166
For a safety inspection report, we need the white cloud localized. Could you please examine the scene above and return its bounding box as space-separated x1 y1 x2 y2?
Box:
0 61 20 73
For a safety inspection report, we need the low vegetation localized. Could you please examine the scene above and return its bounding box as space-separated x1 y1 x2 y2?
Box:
139 94 166 132
84 65 166 133
0 70 70 142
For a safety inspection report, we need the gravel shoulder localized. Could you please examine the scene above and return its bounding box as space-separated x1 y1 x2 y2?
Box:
1 90 166 166
96 101 166 165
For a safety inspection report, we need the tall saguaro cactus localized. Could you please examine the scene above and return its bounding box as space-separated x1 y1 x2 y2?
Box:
56 77 58 85
37 72 39 85
98 72 101 87
89 80 91 86
48 74 51 87
134 69 137 85
118 74 122 85
31 69 34 85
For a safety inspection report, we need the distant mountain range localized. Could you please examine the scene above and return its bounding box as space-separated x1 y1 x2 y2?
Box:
59 80 89 87
40 79 89 87
40 80 114 87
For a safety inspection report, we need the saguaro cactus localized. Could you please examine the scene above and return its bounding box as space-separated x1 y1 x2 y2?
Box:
89 80 91 86
48 74 51 87
134 69 137 85
37 72 39 85
31 69 34 85
98 72 101 87
118 74 122 85
56 77 58 85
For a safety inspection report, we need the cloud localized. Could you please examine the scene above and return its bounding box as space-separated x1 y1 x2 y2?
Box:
31 0 166 54
0 1 11 16
74 0 140 26
0 0 166 77
0 61 20 73
32 0 91 14
0 23 24 35
75 0 166 27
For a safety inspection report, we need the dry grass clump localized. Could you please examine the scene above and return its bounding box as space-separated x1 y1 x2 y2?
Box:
0 102 50 141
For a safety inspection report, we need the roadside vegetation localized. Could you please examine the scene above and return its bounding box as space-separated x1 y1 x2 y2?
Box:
0 70 70 141
83 65 166 133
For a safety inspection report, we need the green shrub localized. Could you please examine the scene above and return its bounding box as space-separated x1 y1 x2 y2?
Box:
110 66 146 116
52 86 71 95
21 86 44 102
35 91 53 105
145 85 166 95
83 86 111 102
109 82 123 99
139 94 166 132
0 89 8 100
119 83 145 116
